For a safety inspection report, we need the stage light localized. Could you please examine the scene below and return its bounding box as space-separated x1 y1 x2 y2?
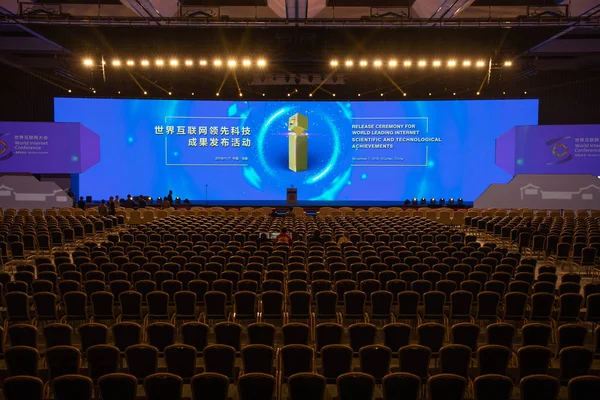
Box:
373 60 382 68
504 61 512 67
191 92 194 96
458 198 463 206
214 59 222 67
227 59 237 68
404 60 412 67
141 60 150 67
144 91 147 95
404 199 411 205
83 59 93 66
242 59 251 67
345 60 353 67
175 197 181 205
449 198 455 205
185 60 193 66
359 60 368 67
524 91 527 95
287 93 291 97
216 92 220 96
118 91 121 94
68 89 72 93
156 59 164 66
420 198 427 205
309 93 313 97
330 60 339 67
257 59 266 67
439 198 445 205
447 60 457 68
476 92 480 95
389 59 398 68
168 92 172 96
503 91 506 95
463 60 471 67
453 92 456 96
428 93 432 96
332 93 336 97
476 60 485 67
170 59 179 67
157 197 162 202
381 93 384 97
412 198 418 205
403 93 407 97
126 60 135 66
430 198 436 205
92 90 96 94
262 93 265 97
239 92 243 97
112 60 121 67
199 60 207 66
433 60 441 68
357 94 361 97
418 60 427 67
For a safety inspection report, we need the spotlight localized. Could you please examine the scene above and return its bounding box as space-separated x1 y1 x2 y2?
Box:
403 93 407 97
168 92 172 96
199 60 207 66
227 59 236 68
433 60 441 67
309 93 313 97
404 60 412 67
83 58 93 66
170 59 179 67
373 60 382 67
155 59 164 66
476 92 480 95
262 93 265 97
92 90 96 94
439 198 445 205
118 91 121 94
144 91 148 95
147 196 152 204
332 93 336 97
389 59 398 68
449 198 455 205
420 198 427 205
126 60 135 66
418 60 427 67
381 93 384 97
412 198 418 205
476 60 485 67
257 59 266 67
430 198 436 205
524 91 527 95
359 60 368 67
239 93 243 97
358 93 361 97
214 59 222 67
330 60 339 67
216 92 220 96
68 89 72 93
503 91 506 95
463 60 471 67
242 59 251 67
453 92 456 96
185 60 193 66
191 92 194 96
428 93 432 96
183 199 191 205
457 198 463 206
157 197 162 202
345 60 353 67
404 199 411 205
175 197 181 205
141 60 149 67
447 60 457 67
287 93 291 97
112 60 121 67
504 61 512 67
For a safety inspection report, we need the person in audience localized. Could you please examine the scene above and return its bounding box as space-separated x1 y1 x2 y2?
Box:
138 195 147 209
276 227 292 244
113 195 120 207
338 231 351 246
98 199 108 217
308 229 324 245
124 194 136 208
108 197 116 216
167 190 174 204
258 233 271 245
77 196 86 209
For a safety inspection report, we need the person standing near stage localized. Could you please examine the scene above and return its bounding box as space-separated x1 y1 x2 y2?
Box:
77 196 86 210
167 190 174 204
138 195 147 209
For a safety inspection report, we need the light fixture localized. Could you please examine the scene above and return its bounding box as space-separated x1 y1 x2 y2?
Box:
453 92 456 96
332 93 336 97
227 59 237 68
358 93 361 97
144 91 147 95
524 91 527 95
199 60 207 66
92 90 96 94
330 60 339 67
504 61 513 67
191 92 194 96
503 91 506 95
185 60 193 66
476 60 485 67
309 93 313 97
170 59 179 67
447 60 457 67
155 59 164 66
242 59 252 67
428 93 432 96
141 60 150 67
359 60 368 67
476 92 480 95
112 60 121 67
239 92 243 97
262 93 265 97
433 60 442 67
373 60 382 67
287 93 291 97
403 93 407 97
216 92 220 96
102 60 106 65
463 60 471 67
214 59 223 67
118 91 121 94
68 89 72 93
168 92 172 96
345 60 353 67
83 59 93 66
418 60 427 67
126 60 135 66
257 59 266 67
404 60 412 67
380 93 384 97
389 59 398 67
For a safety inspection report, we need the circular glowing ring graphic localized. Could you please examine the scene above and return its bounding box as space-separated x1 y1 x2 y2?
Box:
0 140 7 155
552 143 568 158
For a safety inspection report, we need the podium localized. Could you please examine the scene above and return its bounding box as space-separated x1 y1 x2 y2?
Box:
286 188 298 205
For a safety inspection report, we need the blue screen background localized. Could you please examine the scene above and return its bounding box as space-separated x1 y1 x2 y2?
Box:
54 98 539 203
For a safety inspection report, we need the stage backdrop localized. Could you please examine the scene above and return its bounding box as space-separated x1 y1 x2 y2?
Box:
54 98 539 203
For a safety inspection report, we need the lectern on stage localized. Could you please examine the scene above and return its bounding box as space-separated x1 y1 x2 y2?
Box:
286 187 298 205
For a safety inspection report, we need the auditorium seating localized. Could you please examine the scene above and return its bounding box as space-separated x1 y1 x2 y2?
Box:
0 209 599 399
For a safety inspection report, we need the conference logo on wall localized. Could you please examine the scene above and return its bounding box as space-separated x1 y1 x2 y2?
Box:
0 133 14 161
546 136 572 165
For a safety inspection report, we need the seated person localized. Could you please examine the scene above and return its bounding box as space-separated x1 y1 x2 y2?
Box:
276 227 292 244
337 231 351 246
258 233 271 245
